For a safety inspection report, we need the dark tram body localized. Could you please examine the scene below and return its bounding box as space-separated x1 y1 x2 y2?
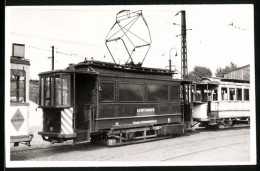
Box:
38 60 192 145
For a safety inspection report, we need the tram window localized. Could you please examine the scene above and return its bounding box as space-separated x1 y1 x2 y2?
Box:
51 76 55 105
236 88 242 101
195 90 202 101
221 87 228 100
244 89 249 101
148 85 168 102
62 74 70 105
45 77 50 106
100 82 115 102
10 70 25 103
171 86 179 101
212 90 218 101
40 77 44 106
119 83 144 102
180 86 183 100
229 88 235 101
55 75 62 105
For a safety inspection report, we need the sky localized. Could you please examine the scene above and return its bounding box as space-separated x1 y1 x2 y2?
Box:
6 5 254 79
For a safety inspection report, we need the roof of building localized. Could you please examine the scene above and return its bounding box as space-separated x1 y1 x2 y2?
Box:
223 64 250 74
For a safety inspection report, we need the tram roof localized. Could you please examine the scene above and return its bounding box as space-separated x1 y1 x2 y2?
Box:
198 77 250 84
38 69 98 76
74 60 177 75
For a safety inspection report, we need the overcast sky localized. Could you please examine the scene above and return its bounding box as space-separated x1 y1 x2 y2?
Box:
6 5 254 79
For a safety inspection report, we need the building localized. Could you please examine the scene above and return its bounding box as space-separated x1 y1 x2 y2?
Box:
223 64 250 81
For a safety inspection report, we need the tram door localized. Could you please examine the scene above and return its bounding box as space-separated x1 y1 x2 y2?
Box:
181 82 193 128
74 73 96 144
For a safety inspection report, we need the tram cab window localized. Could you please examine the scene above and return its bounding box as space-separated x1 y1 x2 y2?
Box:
40 73 71 106
62 74 70 105
236 88 242 101
244 89 249 101
55 75 61 105
229 88 235 101
212 90 218 101
44 77 50 106
221 87 228 100
10 69 25 103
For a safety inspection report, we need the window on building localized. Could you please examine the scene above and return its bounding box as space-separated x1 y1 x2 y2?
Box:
221 87 228 100
119 83 144 102
212 89 218 101
148 85 168 101
229 88 235 100
100 82 115 102
236 88 242 101
10 69 26 103
171 86 179 101
244 89 249 101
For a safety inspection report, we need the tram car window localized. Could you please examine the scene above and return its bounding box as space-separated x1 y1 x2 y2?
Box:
221 87 228 100
119 83 144 102
170 86 180 101
244 89 249 101
236 88 242 101
229 88 236 101
147 84 168 102
100 82 115 102
212 90 218 101
193 77 250 128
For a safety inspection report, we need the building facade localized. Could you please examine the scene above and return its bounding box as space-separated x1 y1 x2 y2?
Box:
223 64 250 81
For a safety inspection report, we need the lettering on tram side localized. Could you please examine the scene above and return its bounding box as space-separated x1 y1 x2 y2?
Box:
136 108 155 116
133 120 157 124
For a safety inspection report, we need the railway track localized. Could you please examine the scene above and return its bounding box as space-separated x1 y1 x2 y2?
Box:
160 140 249 162
10 125 250 154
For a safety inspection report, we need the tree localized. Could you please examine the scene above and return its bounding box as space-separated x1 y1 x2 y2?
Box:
188 66 212 82
215 62 237 77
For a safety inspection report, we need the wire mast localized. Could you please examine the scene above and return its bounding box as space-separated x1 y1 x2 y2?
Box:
176 10 188 80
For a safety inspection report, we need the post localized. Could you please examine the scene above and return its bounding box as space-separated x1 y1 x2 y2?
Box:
169 59 172 71
181 11 188 80
169 47 177 72
51 46 54 70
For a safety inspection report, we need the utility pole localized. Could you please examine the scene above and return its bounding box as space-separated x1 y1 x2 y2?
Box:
51 46 54 70
180 10 188 80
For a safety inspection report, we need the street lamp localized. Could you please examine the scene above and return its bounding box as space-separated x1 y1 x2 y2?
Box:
169 47 178 71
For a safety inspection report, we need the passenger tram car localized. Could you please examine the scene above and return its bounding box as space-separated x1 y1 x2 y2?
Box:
192 77 250 128
38 60 193 146
10 43 33 146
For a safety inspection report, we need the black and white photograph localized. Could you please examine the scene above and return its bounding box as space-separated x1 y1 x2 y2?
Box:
5 3 256 167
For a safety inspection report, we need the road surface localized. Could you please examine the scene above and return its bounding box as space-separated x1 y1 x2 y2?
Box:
10 126 251 165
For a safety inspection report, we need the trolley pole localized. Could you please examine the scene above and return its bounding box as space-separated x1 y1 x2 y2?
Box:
51 46 54 70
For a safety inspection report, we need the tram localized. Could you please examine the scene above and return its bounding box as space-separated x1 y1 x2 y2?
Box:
192 77 250 128
10 43 33 146
38 60 193 146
